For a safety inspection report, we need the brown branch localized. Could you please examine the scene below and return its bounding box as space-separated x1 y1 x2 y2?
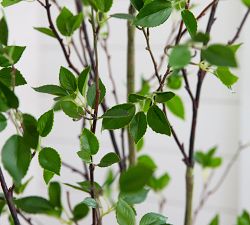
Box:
66 191 79 225
228 8 250 45
17 210 34 225
61 161 87 179
0 167 20 225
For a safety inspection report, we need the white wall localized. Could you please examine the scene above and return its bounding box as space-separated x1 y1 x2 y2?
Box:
0 0 249 224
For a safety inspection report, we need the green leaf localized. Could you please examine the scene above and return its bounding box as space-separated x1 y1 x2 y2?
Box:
129 112 147 144
0 46 25 67
134 0 172 27
116 198 136 225
90 0 113 12
169 45 191 69
65 181 103 196
128 93 147 103
242 0 250 7
98 152 120 167
119 164 154 193
80 128 99 155
136 138 144 152
201 44 237 67
0 68 26 87
167 72 182 90
22 114 39 149
72 202 89 221
215 67 238 87
78 67 90 97
14 177 33 194
15 196 57 215
137 155 157 171
37 109 54 137
148 173 170 192
102 103 136 130
192 32 210 44
209 215 219 225
181 9 197 37
140 212 167 225
86 79 106 108
0 81 19 109
237 210 250 225
0 16 8 45
77 150 92 163
59 67 77 92
43 170 54 185
147 104 171 136
38 147 61 175
34 27 56 38
56 7 83 36
82 197 97 208
1 135 31 184
131 0 144 10
154 91 175 103
166 95 185 119
1 0 21 7
48 182 62 209
33 85 68 96
111 13 135 20
120 188 149 205
60 101 84 119
0 113 7 132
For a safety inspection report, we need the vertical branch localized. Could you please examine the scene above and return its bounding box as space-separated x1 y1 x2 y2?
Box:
127 4 136 166
0 167 21 225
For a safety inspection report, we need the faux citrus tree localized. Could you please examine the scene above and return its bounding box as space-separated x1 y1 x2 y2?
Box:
0 0 250 225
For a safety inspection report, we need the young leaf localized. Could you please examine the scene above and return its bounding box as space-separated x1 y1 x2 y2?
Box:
38 147 61 175
169 45 191 69
60 101 84 119
181 9 197 37
72 202 89 221
201 44 237 67
0 16 8 45
154 91 175 103
116 199 136 225
43 170 54 185
167 73 182 89
215 67 238 87
48 182 62 209
147 105 171 136
0 46 25 67
129 111 147 144
209 215 219 225
82 197 97 208
37 109 54 137
89 0 113 12
34 27 56 38
139 212 167 225
137 155 157 171
119 164 154 192
98 152 120 167
237 210 250 225
102 103 136 130
128 93 147 103
33 85 68 96
56 7 83 36
166 94 185 119
86 79 106 108
80 128 99 155
77 150 92 163
0 113 7 132
59 67 77 92
1 135 31 184
22 114 39 149
78 67 90 97
0 68 26 87
134 0 172 27
148 173 170 192
15 196 56 215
